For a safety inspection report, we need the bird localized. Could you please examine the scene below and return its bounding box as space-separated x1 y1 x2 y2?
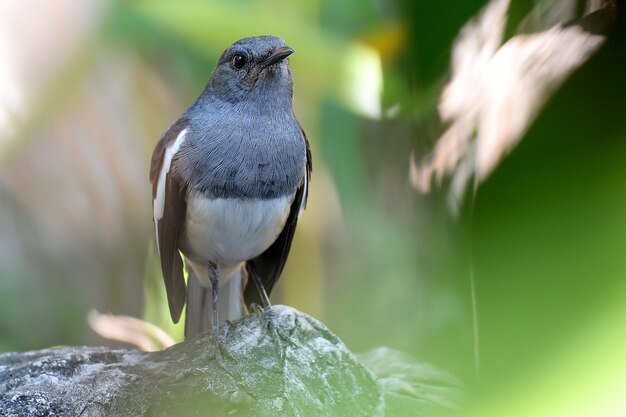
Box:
149 36 311 338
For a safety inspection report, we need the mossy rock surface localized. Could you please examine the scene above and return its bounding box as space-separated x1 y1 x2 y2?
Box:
0 306 462 416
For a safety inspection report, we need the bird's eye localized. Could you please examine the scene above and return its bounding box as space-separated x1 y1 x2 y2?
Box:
232 54 246 69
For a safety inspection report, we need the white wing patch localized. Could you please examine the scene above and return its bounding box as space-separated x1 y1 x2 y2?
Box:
153 128 188 255
297 173 308 220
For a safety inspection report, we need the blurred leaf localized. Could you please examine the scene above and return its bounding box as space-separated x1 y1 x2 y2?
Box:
470 8 626 403
359 347 465 417
467 288 626 417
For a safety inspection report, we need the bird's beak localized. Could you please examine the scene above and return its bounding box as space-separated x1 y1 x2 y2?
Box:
263 46 295 67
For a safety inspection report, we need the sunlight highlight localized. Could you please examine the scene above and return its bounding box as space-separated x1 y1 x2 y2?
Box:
342 44 383 119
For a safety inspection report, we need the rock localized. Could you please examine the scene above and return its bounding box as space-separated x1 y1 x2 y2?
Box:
0 305 462 416
0 306 379 416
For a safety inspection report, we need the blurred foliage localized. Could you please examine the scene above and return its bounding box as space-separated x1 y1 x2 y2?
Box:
0 0 624 416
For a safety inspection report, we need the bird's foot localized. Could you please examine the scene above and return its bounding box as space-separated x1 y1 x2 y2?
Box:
250 303 275 327
212 326 235 367
251 304 300 355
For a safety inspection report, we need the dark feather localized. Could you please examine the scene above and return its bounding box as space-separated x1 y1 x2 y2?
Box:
150 118 189 323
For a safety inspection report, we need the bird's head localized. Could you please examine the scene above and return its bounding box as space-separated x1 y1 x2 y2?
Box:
206 36 295 105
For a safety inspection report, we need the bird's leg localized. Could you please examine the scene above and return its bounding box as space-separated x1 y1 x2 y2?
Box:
246 264 297 360
246 263 272 310
246 262 277 343
208 261 220 336
208 262 230 367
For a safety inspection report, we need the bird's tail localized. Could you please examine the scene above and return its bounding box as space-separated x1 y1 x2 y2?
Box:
184 265 246 338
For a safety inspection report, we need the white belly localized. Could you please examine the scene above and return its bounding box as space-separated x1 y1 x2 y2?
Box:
181 193 292 270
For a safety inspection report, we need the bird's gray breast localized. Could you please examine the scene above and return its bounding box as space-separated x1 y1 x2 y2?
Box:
174 113 306 200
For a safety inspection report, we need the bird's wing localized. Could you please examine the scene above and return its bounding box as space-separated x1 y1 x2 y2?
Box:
149 117 189 323
244 127 312 307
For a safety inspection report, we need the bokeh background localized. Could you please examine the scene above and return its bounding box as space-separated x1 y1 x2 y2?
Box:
1 0 624 416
